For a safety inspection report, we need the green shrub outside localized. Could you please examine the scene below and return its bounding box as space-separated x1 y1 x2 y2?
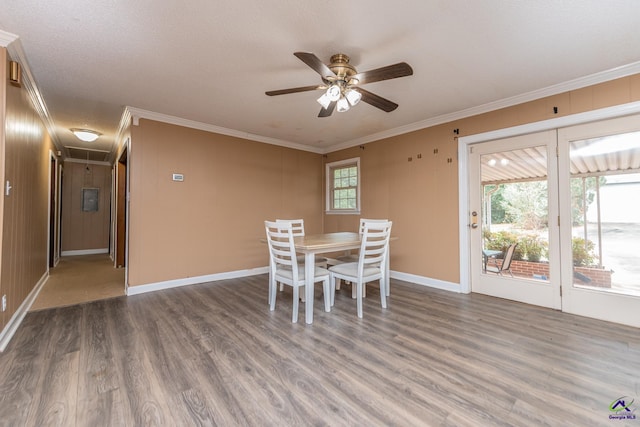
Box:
483 231 594 265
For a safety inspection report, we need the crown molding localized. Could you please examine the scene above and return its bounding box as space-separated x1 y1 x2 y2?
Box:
125 107 325 154
326 60 640 153
111 106 133 163
0 29 18 46
5 38 63 152
124 52 640 156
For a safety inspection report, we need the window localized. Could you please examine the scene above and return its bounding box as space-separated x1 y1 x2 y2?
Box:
326 158 360 213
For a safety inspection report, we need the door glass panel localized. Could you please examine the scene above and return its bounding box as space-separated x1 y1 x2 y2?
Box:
480 146 550 281
569 131 640 296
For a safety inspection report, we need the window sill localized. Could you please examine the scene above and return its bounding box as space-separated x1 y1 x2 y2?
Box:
325 210 361 215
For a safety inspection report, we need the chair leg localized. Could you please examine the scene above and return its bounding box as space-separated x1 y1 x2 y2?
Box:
379 279 387 309
322 278 330 312
351 282 366 299
269 278 277 311
356 280 364 318
292 286 299 323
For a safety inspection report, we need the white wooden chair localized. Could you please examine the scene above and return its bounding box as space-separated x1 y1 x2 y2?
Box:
275 219 327 293
328 220 392 318
330 218 389 297
334 218 389 261
265 220 331 323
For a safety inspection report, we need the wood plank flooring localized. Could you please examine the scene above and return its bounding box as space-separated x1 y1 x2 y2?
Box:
1 275 639 426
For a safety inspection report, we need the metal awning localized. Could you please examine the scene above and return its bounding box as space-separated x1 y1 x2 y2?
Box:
481 131 640 184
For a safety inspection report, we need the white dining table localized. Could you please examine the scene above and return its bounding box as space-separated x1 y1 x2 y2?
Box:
294 232 392 324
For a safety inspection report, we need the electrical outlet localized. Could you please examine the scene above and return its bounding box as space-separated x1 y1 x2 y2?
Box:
1 295 6 312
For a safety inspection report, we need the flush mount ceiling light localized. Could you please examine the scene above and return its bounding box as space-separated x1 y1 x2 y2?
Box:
266 52 413 117
70 128 101 142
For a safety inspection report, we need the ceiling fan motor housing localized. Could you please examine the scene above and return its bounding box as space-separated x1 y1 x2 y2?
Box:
328 54 358 83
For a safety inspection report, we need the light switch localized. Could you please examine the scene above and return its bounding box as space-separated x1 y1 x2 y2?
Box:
172 173 184 182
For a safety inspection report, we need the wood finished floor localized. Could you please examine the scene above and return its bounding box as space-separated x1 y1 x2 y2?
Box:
2 275 639 426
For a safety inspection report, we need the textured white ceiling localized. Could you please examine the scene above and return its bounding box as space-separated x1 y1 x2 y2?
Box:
2 0 640 160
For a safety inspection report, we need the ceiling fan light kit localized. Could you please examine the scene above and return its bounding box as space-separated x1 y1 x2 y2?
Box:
336 97 350 112
266 52 413 117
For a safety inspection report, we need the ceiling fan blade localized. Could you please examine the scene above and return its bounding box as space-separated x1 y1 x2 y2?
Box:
294 52 336 79
318 101 336 117
351 62 413 85
265 85 324 96
358 88 398 112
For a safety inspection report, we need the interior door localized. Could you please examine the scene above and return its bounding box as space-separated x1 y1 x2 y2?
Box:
469 131 561 309
558 114 640 327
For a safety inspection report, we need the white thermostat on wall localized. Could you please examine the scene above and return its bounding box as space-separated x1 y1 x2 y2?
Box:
172 173 184 182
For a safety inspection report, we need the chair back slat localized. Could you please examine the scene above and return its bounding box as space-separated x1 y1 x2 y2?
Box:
265 220 299 279
276 218 305 237
358 218 389 236
358 220 393 275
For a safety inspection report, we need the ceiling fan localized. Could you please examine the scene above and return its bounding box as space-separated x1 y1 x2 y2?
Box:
265 52 413 117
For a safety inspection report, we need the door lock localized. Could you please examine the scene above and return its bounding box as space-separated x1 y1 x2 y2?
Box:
471 211 478 229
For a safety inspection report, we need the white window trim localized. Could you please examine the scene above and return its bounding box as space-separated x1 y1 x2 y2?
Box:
325 157 361 214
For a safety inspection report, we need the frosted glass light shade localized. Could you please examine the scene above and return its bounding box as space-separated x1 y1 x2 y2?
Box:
336 97 350 112
71 128 101 142
345 89 362 106
326 84 341 101
317 93 331 109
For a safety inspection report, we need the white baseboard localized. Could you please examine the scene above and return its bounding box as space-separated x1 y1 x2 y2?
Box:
0 271 48 352
61 248 109 256
127 266 461 296
127 266 270 296
390 270 462 293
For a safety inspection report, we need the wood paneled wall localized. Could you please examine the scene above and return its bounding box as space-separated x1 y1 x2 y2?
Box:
60 162 111 253
0 48 54 333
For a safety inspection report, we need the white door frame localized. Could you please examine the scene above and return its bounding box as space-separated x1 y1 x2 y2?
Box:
467 130 562 309
458 101 640 294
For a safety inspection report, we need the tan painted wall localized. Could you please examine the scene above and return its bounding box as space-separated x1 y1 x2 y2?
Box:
125 75 640 290
1 49 54 331
324 73 640 285
127 120 323 287
60 161 112 253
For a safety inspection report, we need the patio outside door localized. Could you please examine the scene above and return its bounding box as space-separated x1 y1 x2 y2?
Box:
558 114 640 327
468 115 640 328
468 130 561 309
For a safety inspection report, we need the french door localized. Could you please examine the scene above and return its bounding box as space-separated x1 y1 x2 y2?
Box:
469 131 561 309
469 115 640 328
558 115 640 327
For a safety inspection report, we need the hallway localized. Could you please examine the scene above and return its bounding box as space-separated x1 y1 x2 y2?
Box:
30 254 125 311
